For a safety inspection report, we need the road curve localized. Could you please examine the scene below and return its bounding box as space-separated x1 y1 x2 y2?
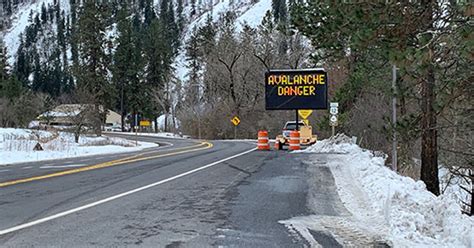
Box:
0 134 315 247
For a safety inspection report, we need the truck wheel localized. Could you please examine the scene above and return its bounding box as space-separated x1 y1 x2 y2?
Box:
274 141 282 150
277 141 283 150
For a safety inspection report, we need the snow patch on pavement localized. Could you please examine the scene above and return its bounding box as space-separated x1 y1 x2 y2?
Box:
0 128 157 165
298 134 474 247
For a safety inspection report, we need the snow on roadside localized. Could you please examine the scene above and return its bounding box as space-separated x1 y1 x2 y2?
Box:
0 128 157 165
299 134 474 247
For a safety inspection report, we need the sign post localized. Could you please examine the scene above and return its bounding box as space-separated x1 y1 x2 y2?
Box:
329 102 339 137
134 113 138 146
295 110 299 131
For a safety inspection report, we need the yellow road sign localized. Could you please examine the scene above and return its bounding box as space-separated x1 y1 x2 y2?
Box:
139 120 151 126
298 109 313 119
231 116 240 126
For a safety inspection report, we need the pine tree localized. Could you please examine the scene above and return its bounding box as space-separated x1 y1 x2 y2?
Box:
14 36 31 85
0 43 8 82
291 1 472 196
176 0 185 34
197 14 216 56
144 0 155 27
272 0 287 24
113 4 144 131
75 0 115 134
190 0 196 17
186 27 202 89
41 3 48 24
1 43 23 99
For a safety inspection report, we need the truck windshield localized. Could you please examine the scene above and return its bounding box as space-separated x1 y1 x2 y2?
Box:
284 122 305 130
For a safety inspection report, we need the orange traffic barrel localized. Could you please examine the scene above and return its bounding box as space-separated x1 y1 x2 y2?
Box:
257 130 270 150
289 130 300 150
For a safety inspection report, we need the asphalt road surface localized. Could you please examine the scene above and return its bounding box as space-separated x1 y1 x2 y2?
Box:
0 133 360 247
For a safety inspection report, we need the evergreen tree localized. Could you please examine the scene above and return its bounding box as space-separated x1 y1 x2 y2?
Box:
197 14 216 56
144 0 155 27
186 27 202 89
41 3 48 24
272 0 287 24
113 5 144 130
176 0 185 34
0 43 9 82
190 0 196 17
0 43 23 99
291 1 472 196
75 0 115 134
14 36 31 85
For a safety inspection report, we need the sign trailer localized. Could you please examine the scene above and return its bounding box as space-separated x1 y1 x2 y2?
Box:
265 69 328 129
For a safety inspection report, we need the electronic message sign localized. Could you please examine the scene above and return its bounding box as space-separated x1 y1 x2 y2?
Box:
265 69 328 110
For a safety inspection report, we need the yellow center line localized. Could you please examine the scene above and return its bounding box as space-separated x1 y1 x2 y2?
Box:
114 142 207 162
0 142 213 188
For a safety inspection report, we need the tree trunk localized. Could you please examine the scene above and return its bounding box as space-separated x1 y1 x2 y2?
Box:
420 0 440 196
420 62 440 196
120 83 125 132
470 171 474 216
74 126 81 143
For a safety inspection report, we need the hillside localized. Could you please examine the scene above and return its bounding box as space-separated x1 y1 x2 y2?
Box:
1 0 272 77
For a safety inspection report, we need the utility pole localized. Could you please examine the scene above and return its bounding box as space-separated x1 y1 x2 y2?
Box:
392 65 398 172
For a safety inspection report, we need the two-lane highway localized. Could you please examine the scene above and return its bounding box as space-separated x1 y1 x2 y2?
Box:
0 134 315 247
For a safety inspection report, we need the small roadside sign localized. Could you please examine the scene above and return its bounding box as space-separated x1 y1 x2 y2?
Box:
231 116 241 126
298 109 313 120
330 107 338 115
330 115 337 123
330 102 339 108
140 120 151 126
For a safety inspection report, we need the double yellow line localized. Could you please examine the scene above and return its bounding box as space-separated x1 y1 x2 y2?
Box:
0 142 213 188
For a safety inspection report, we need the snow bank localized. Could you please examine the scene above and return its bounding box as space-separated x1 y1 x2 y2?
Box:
300 134 474 247
0 128 157 165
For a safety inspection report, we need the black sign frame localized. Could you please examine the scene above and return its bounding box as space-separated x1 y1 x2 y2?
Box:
265 69 328 110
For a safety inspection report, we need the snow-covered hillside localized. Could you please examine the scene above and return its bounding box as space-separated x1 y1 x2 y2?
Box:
2 0 271 76
2 0 70 65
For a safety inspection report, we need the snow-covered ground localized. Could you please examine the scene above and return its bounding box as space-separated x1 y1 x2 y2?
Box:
289 134 473 247
0 128 157 165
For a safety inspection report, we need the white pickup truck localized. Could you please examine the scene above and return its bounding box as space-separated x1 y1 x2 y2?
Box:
274 121 317 150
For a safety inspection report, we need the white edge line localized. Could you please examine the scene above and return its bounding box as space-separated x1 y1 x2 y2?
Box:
0 147 257 236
